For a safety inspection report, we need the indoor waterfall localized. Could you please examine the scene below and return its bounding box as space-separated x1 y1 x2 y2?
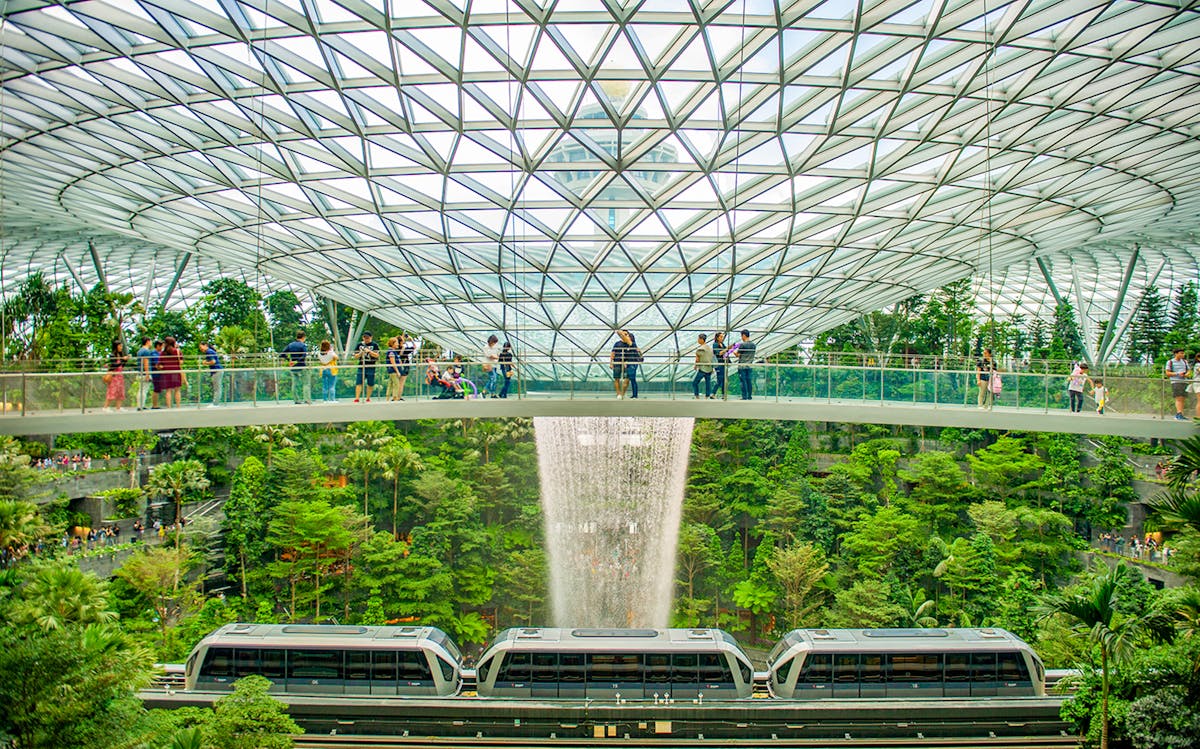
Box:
534 416 695 628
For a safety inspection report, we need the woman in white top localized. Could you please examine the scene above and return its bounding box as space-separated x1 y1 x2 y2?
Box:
318 340 339 402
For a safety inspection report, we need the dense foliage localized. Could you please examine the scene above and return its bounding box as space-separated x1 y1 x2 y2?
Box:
2 421 1200 748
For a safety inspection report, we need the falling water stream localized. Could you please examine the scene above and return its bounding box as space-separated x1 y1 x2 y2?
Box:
534 416 695 628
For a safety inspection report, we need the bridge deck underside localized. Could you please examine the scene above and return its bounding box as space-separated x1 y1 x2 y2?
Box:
1 395 1193 438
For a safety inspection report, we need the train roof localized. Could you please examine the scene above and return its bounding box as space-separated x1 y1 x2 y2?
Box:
485 628 747 654
770 628 1030 659
199 623 461 659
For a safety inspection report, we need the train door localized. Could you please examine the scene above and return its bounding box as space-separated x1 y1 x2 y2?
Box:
344 650 372 695
492 651 532 697
397 650 436 695
970 652 998 697
859 653 885 698
644 653 672 699
671 653 700 699
558 652 586 698
286 649 345 694
698 653 737 698
996 651 1034 695
794 653 832 699
586 653 642 699
944 652 971 698
885 653 942 697
530 652 559 699
371 652 399 695
832 653 860 698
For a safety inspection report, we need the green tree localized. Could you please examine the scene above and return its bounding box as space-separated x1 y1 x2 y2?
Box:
1053 301 1085 361
0 623 152 749
1039 564 1160 749
378 438 424 538
829 580 906 628
898 450 968 534
146 459 211 526
0 499 46 553
247 424 299 469
840 506 923 579
1167 281 1199 350
115 545 200 646
343 449 384 519
11 562 117 630
204 674 302 749
267 500 355 621
224 456 269 598
967 436 1043 499
767 542 828 631
1128 287 1170 364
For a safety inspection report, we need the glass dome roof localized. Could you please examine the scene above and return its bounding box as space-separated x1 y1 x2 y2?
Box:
2 0 1199 358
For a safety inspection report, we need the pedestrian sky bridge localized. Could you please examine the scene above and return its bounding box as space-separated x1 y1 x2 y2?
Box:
0 360 1194 440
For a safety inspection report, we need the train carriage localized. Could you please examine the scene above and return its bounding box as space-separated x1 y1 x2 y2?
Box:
475 627 755 700
185 623 462 696
767 628 1045 699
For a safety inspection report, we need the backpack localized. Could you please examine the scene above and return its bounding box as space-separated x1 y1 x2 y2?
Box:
425 363 440 385
990 373 1002 394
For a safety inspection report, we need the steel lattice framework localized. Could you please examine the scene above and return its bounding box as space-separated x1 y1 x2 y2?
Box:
2 0 1200 358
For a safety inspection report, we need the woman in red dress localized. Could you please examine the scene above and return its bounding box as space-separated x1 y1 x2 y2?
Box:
157 336 187 408
103 340 130 410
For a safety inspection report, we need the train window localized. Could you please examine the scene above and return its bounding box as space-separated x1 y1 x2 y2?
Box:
738 659 752 686
589 653 642 683
672 653 698 684
288 650 342 680
889 653 940 682
645 653 671 683
260 649 284 680
497 652 531 682
774 657 793 684
798 654 831 684
234 649 260 678
372 652 397 681
476 656 492 684
699 653 733 684
998 652 1029 682
200 648 233 678
398 651 434 682
945 653 970 682
971 652 997 682
560 652 585 683
531 652 558 682
861 654 883 682
437 656 456 683
345 650 371 680
185 652 197 680
834 653 858 682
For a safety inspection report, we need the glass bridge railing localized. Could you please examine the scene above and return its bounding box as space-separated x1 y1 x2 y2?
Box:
0 356 1180 421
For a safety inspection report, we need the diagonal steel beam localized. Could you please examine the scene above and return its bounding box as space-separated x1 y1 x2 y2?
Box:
159 253 192 311
1106 257 1168 362
1095 248 1141 363
1036 255 1091 365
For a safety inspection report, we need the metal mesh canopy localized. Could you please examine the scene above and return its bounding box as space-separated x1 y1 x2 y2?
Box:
2 0 1199 358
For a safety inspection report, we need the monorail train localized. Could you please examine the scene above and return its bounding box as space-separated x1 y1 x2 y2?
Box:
767 627 1045 699
474 627 755 699
184 623 462 696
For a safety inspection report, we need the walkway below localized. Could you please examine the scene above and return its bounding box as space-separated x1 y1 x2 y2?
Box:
1 394 1194 438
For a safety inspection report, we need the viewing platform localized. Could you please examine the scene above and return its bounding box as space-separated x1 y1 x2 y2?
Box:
0 359 1194 439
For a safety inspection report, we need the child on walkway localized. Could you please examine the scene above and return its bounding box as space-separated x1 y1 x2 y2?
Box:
1092 379 1109 414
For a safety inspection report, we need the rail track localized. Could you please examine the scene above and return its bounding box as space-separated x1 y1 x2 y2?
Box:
294 736 1078 748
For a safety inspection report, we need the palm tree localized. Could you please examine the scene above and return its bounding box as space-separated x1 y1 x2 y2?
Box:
1038 563 1155 749
13 562 117 630
0 499 44 553
343 449 383 518
1164 435 1200 489
378 441 424 538
899 587 938 628
146 459 211 526
247 423 299 469
1146 488 1200 534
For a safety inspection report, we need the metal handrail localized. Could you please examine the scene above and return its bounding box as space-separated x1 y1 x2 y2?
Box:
0 357 1183 421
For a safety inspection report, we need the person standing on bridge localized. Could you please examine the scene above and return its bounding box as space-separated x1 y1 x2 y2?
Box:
1067 362 1091 413
198 341 223 406
712 331 730 400
737 330 756 400
976 348 995 410
1190 353 1200 420
103 340 130 411
611 330 631 399
282 330 309 404
498 341 515 399
624 330 643 399
135 336 155 411
1165 348 1190 421
158 336 185 409
692 333 714 399
353 332 380 402
481 334 501 398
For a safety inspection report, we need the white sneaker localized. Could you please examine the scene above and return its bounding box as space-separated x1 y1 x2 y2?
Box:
617 394 623 400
